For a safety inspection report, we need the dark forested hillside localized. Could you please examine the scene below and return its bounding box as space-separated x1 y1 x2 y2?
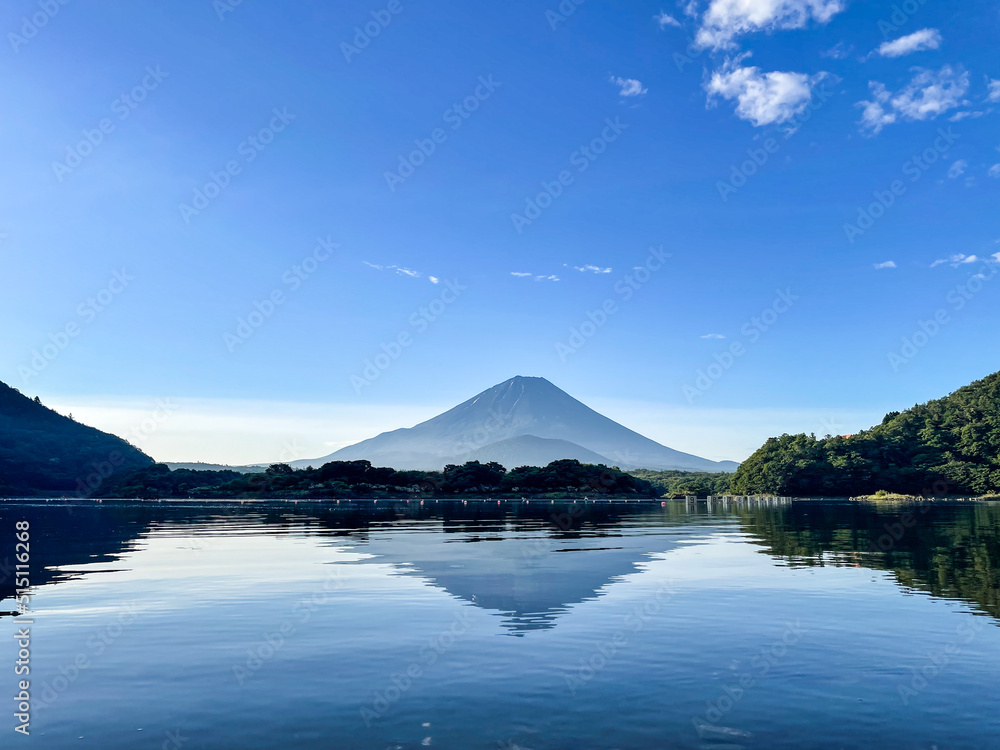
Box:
0 381 153 495
732 371 1000 497
90 459 656 499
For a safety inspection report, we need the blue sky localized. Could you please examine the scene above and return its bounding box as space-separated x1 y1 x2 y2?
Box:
2 0 998 464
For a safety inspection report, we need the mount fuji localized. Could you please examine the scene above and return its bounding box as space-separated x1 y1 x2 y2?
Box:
292 376 738 473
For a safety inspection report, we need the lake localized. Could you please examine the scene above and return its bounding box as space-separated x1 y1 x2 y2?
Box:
2 498 998 749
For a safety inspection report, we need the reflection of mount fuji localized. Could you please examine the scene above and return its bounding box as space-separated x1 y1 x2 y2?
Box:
358 522 690 634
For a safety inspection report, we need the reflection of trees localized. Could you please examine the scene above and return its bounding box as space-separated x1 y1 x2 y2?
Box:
738 502 1000 621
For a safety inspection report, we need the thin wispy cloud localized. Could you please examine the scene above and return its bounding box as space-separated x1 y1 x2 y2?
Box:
534 275 560 282
511 272 559 282
948 160 968 179
655 10 682 28
930 254 978 268
987 79 1000 103
363 261 434 281
510 272 532 277
573 264 612 274
876 29 942 58
695 0 845 50
988 164 1000 179
612 76 648 97
706 56 824 127
858 66 969 135
874 261 897 270
820 41 853 59
701 333 726 339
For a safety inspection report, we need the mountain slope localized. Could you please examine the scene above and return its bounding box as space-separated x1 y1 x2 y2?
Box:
294 376 737 472
0 381 154 495
731 370 1000 496
453 435 615 469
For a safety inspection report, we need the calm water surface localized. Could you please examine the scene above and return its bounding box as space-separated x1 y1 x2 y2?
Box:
1 499 999 749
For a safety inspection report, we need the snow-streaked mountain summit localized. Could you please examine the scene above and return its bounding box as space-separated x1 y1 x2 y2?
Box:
292 376 738 472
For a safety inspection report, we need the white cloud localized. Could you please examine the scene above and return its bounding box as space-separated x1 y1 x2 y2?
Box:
876 28 941 58
931 254 978 268
947 160 968 179
987 79 1000 103
574 264 612 274
874 261 897 270
858 66 969 134
993 252 1000 263
612 76 648 97
428 276 440 284
949 110 983 122
695 0 845 50
655 10 681 28
988 164 1000 179
706 57 822 126
510 272 532 277
363 261 426 279
535 275 560 282
701 333 726 339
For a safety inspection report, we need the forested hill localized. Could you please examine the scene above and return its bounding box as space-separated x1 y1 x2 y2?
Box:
0 381 153 495
732 371 1000 497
